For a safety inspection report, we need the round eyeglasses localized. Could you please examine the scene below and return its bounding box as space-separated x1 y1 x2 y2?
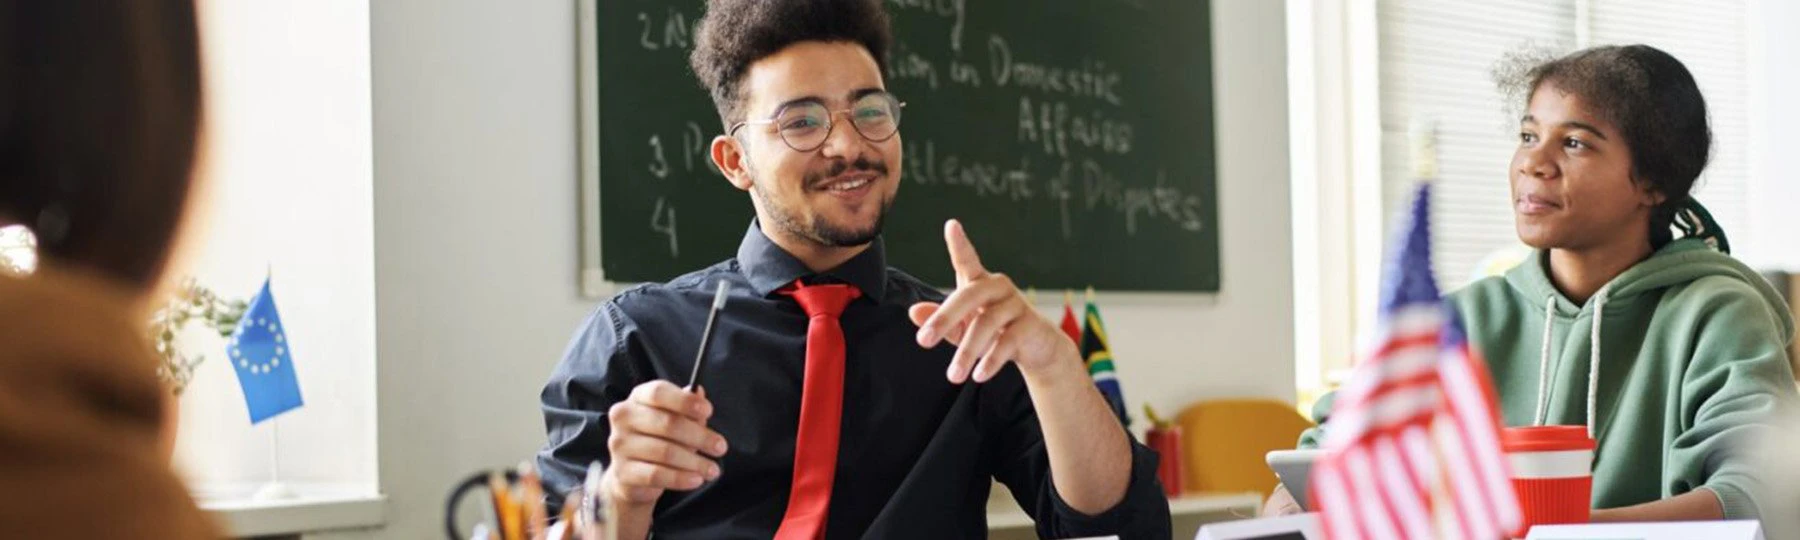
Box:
727 92 906 152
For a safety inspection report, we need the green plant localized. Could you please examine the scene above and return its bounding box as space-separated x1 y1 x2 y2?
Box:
150 277 247 396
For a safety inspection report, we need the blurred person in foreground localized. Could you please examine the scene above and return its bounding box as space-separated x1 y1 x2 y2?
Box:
0 0 219 537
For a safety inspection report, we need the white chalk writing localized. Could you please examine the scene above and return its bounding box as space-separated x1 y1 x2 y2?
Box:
651 197 678 257
636 8 697 51
887 0 967 52
905 139 1204 237
987 36 1124 106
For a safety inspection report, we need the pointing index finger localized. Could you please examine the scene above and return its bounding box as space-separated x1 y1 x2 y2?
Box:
944 219 988 282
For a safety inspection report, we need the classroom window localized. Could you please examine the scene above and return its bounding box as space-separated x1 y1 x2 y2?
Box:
1292 0 1766 397
175 0 377 503
0 225 34 276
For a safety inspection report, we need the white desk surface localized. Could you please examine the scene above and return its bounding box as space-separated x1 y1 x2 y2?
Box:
986 491 1262 530
199 486 385 538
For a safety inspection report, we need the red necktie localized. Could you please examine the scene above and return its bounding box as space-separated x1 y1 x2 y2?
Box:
774 280 860 540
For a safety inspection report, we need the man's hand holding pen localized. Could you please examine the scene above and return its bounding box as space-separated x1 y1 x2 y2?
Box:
598 280 730 540
602 381 726 505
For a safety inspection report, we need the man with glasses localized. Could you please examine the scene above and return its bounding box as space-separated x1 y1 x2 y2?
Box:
535 1 1171 538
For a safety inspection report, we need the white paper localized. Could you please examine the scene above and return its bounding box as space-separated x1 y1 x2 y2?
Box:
1195 513 1322 540
1526 520 1762 540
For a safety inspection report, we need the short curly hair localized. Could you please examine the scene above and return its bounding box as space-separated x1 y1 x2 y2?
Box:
689 0 892 129
1495 44 1712 247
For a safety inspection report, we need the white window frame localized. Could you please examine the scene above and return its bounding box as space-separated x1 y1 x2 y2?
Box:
1288 0 1383 400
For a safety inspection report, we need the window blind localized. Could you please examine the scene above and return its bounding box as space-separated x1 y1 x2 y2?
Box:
1378 0 1575 289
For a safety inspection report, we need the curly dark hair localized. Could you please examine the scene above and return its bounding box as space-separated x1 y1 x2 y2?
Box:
1495 44 1712 247
689 0 892 129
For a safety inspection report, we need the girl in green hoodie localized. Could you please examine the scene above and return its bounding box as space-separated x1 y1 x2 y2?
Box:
1273 45 1798 523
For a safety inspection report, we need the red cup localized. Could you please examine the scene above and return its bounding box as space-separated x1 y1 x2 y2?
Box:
1146 426 1184 497
1502 426 1595 536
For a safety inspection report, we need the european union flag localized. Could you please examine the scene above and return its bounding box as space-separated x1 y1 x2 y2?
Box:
228 277 304 423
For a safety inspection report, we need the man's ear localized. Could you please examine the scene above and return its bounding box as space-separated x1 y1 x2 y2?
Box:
713 135 754 192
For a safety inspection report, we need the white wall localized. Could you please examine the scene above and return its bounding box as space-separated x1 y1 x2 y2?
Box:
1747 0 1800 271
346 0 1289 537
175 0 376 496
347 0 595 537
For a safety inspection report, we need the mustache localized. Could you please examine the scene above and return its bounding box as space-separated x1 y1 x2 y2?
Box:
807 157 890 188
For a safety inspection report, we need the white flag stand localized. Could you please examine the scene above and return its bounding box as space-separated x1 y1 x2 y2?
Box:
250 416 296 501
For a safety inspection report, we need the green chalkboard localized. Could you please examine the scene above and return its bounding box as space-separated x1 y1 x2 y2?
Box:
581 0 1218 292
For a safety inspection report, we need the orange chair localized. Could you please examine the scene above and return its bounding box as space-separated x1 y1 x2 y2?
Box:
1175 399 1314 498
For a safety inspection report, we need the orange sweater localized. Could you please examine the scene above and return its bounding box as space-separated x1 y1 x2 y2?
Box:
0 269 218 538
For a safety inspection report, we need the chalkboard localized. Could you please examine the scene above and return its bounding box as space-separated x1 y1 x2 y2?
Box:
578 0 1218 294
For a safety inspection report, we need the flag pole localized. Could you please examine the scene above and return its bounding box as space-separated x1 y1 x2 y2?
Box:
239 263 297 501
254 261 294 501
266 260 278 488
250 418 295 500
252 416 296 501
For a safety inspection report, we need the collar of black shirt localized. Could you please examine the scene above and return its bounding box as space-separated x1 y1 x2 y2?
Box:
734 220 889 304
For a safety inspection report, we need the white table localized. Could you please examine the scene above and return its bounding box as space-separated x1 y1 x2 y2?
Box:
986 490 1263 536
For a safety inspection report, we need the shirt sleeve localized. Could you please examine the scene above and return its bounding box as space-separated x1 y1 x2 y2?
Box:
536 299 654 509
1667 282 1799 520
984 366 1173 539
1295 391 1336 450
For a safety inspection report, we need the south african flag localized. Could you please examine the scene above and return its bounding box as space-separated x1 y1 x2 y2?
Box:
1080 293 1130 428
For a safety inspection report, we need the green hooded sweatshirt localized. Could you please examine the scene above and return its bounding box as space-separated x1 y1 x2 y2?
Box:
1302 237 1797 519
1454 237 1795 519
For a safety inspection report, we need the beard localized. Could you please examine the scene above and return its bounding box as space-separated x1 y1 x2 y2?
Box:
754 156 894 247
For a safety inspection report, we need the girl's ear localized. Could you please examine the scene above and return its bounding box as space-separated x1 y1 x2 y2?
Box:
1631 170 1667 209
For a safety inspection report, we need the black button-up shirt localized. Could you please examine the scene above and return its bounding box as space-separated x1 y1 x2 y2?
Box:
537 223 1171 539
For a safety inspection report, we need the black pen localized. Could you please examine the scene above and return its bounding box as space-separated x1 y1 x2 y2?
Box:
685 280 729 391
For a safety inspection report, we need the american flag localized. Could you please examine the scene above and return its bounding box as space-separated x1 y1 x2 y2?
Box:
1310 183 1521 540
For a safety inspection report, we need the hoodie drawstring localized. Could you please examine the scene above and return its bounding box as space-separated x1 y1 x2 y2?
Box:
1533 285 1610 438
1534 296 1556 426
1586 286 1609 439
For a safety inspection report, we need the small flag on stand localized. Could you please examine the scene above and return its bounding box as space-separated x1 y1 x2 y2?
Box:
1080 289 1131 429
1059 290 1081 345
228 277 305 424
1310 182 1519 540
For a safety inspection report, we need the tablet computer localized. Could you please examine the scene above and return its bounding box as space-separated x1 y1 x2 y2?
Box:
1265 449 1325 511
